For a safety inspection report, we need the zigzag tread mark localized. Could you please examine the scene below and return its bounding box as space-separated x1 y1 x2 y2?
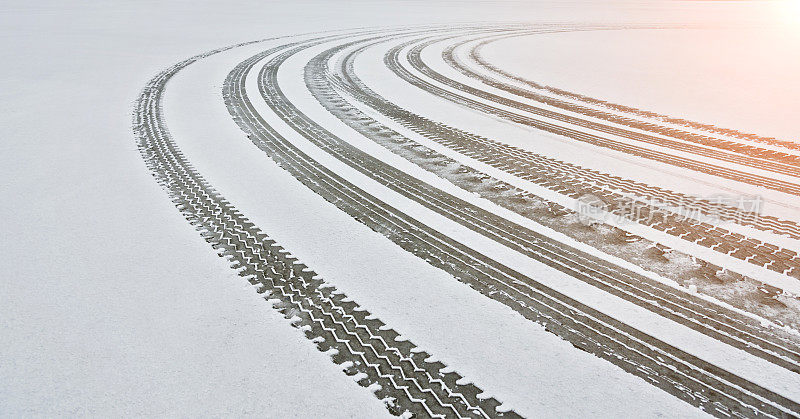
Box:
132 32 518 418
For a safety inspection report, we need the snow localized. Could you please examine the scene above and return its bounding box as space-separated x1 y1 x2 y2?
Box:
364 31 800 224
422 32 800 188
3 0 798 415
271 36 800 403
162 34 706 417
452 33 800 158
479 26 800 142
352 31 800 293
0 9 392 419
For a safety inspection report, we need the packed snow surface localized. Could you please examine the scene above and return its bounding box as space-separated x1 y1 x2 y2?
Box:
480 26 800 141
2 0 799 416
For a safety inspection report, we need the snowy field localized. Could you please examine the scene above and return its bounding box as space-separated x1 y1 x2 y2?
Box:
481 26 800 141
2 0 800 417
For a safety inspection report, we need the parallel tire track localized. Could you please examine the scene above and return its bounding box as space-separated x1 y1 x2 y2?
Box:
391 32 800 198
465 32 800 153
442 31 800 239
441 31 800 167
383 32 800 280
313 29 800 370
223 28 800 417
133 34 518 418
443 31 800 237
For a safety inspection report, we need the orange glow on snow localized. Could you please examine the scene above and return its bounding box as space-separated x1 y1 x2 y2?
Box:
771 0 800 27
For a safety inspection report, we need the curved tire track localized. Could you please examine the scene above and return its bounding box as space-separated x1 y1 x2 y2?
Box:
383 30 800 287
391 31 800 198
309 26 800 374
465 31 800 154
133 32 519 418
222 27 800 417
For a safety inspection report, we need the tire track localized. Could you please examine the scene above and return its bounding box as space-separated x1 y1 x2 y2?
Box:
133 32 519 418
223 28 800 417
466 32 800 154
442 31 800 239
311 27 800 373
391 32 800 198
442 31 800 166
382 31 800 281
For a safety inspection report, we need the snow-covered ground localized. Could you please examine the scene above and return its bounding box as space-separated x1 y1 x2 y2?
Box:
2 0 799 416
159 39 706 416
480 25 800 141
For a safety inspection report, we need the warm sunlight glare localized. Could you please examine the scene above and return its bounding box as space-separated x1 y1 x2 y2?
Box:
773 0 800 27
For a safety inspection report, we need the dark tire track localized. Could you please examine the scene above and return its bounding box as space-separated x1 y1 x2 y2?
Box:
466 31 800 153
391 32 800 198
382 31 800 283
222 28 800 418
307 28 800 375
132 32 518 419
